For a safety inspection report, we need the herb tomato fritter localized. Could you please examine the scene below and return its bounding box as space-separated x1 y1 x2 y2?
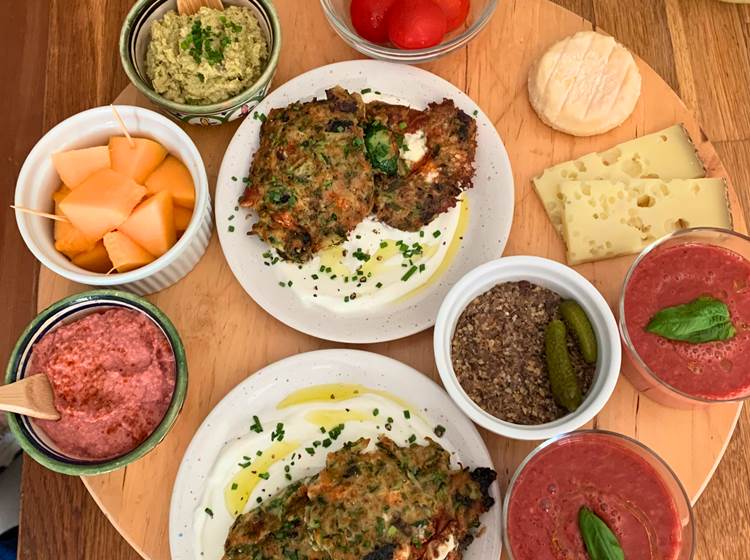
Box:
370 99 477 231
222 437 496 560
240 87 375 263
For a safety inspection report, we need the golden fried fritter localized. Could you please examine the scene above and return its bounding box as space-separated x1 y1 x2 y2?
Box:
223 437 496 560
240 87 375 262
371 100 477 231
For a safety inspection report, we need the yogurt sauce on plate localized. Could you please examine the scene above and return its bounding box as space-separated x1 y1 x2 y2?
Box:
194 383 455 559
264 91 468 313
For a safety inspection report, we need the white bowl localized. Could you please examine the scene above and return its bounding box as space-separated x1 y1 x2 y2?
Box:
434 256 621 440
15 105 213 295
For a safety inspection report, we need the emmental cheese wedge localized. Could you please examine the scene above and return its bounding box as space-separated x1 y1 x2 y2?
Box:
528 31 641 137
534 125 705 235
560 179 732 265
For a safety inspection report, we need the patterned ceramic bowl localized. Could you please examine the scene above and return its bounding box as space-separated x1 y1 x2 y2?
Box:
5 290 188 476
120 0 281 125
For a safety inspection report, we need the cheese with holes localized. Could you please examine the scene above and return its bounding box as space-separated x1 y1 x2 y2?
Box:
560 178 731 265
528 31 641 136
534 125 705 235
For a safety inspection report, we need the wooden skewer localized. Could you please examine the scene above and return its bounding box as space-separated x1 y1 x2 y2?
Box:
110 105 135 148
11 205 70 223
0 374 60 421
176 0 223 16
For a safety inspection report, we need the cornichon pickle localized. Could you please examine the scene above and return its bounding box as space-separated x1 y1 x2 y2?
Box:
545 320 583 412
560 300 598 364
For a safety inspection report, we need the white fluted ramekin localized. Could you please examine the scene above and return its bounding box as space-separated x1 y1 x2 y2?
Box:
15 105 212 295
434 256 621 441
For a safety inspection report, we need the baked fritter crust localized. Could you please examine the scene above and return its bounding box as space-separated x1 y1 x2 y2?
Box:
240 86 375 262
371 99 477 231
223 437 496 560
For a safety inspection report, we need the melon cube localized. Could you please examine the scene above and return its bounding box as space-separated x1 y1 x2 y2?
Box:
174 206 193 232
51 145 110 188
103 231 155 272
145 155 196 209
118 190 176 257
58 168 147 241
53 192 96 258
52 185 71 204
109 137 168 184
71 241 113 273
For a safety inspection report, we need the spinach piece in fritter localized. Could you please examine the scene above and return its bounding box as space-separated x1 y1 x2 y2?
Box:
266 184 296 207
364 122 399 176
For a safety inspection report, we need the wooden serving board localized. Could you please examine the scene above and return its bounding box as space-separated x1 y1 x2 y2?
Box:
35 0 746 558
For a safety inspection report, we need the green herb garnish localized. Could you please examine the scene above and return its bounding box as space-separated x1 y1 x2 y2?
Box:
578 507 625 560
646 296 736 343
401 265 418 282
364 122 398 175
204 507 214 518
250 415 263 433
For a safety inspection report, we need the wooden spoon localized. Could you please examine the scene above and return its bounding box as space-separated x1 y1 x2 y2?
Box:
0 375 60 421
176 0 224 16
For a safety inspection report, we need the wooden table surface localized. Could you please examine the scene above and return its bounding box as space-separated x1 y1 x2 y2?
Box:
2 1 749 558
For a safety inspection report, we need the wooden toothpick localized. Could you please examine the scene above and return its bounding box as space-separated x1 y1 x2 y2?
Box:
11 205 70 223
110 105 135 148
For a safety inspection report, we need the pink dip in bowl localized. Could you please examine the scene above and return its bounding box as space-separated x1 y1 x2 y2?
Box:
28 308 176 460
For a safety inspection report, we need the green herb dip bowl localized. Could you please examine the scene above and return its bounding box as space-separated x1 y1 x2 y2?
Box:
120 0 281 125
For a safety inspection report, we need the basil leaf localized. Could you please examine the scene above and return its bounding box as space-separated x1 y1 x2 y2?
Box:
645 296 736 344
578 507 625 560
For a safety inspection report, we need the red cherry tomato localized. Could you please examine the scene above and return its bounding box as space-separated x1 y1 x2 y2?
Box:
350 0 397 44
387 0 447 49
432 0 470 31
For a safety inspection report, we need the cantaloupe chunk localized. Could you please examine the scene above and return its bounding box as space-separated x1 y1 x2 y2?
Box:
51 146 110 188
71 241 113 273
54 194 97 258
174 206 193 232
118 190 176 257
52 185 72 204
109 137 168 184
103 231 155 272
144 155 195 209
59 168 147 241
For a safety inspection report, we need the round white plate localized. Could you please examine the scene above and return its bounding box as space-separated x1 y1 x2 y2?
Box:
215 60 514 343
169 349 502 560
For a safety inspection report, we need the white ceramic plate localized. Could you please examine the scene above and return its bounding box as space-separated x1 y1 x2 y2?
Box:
215 60 514 343
169 349 502 560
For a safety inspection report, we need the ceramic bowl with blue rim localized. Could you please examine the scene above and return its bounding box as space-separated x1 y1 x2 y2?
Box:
5 290 188 476
120 0 281 126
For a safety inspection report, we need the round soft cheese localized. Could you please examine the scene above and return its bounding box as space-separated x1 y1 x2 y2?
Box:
528 31 642 137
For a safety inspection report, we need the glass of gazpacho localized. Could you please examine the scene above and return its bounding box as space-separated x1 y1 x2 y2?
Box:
504 430 694 560
620 227 750 408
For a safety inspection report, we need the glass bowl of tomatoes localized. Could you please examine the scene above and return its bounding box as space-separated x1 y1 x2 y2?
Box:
320 0 497 63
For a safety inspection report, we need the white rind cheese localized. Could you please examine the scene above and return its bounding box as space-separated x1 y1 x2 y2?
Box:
560 178 732 265
533 124 705 235
528 31 642 137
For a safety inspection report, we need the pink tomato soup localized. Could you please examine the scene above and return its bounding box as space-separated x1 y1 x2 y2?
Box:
28 308 176 460
624 243 750 400
507 433 684 560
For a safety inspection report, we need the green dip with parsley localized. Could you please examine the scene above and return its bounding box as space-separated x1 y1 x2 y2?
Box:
146 6 268 105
